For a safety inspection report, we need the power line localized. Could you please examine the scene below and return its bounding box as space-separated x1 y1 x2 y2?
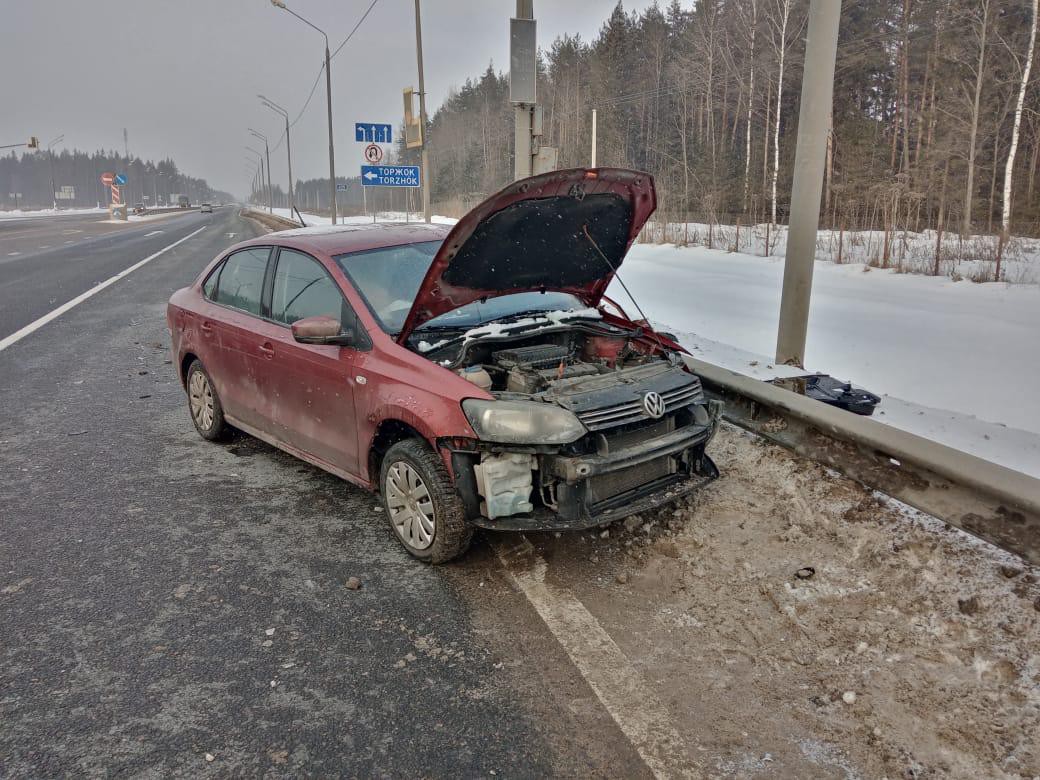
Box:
268 0 382 154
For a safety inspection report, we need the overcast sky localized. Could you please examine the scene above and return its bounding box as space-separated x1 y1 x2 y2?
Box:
3 1 659 197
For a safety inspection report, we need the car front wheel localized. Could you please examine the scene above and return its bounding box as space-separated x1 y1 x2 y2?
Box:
380 439 473 563
186 360 229 441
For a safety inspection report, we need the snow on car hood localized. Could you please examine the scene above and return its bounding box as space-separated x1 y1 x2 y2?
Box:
396 168 656 343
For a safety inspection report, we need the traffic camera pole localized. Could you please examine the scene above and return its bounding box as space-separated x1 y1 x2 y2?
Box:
774 0 841 368
414 0 432 223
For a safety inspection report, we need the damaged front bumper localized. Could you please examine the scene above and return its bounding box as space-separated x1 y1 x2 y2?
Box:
443 401 721 532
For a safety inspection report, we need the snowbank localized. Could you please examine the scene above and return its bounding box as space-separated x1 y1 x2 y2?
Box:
0 206 108 220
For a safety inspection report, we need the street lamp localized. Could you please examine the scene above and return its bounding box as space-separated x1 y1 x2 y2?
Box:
269 1 337 224
47 134 64 210
249 129 273 214
259 95 295 217
245 147 266 209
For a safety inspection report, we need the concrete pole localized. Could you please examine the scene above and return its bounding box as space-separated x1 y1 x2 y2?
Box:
513 1 534 181
263 140 273 214
774 0 841 368
414 0 432 223
591 108 597 167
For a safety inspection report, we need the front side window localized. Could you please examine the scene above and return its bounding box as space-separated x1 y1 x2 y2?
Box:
270 249 346 325
212 247 269 316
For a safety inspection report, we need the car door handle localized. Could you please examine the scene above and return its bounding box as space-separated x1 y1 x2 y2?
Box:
200 321 214 336
258 341 275 359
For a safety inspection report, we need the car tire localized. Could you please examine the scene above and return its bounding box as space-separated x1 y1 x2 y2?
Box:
186 359 229 441
379 439 473 564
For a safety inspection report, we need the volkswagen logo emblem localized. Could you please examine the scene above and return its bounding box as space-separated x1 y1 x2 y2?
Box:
643 391 666 419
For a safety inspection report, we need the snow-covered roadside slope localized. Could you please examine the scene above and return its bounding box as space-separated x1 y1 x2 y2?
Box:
614 243 1040 438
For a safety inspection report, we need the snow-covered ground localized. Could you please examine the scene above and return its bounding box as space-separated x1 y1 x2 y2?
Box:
614 243 1040 478
0 206 108 220
266 205 1040 477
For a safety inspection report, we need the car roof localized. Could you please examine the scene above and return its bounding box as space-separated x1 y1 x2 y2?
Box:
244 222 451 257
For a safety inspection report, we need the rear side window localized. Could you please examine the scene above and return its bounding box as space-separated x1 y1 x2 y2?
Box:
270 249 346 325
202 262 222 299
213 248 270 316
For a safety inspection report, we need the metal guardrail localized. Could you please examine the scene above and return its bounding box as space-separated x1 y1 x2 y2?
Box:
240 208 300 231
684 356 1040 566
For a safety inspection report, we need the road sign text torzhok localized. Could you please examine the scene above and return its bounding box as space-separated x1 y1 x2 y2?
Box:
355 123 392 143
360 165 420 187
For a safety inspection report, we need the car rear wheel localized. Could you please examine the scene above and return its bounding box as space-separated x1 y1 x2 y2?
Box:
380 439 472 563
186 360 229 441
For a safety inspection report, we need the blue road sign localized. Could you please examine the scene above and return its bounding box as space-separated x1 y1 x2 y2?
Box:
335 183 349 192
361 165 420 187
114 173 127 185
355 123 392 143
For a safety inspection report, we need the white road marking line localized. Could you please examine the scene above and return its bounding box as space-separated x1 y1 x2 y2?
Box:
7 252 20 256
493 537 702 779
64 240 74 244
0 226 207 353
144 230 164 237
38 245 51 249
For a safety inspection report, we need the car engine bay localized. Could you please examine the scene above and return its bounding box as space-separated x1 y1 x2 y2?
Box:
415 317 722 528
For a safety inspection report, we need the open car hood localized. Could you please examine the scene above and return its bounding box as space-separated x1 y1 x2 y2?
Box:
396 168 656 343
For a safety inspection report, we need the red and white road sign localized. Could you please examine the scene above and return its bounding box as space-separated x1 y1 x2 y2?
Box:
100 171 115 185
364 143 383 164
110 184 121 205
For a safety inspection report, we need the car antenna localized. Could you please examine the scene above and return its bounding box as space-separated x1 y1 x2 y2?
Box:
582 223 667 354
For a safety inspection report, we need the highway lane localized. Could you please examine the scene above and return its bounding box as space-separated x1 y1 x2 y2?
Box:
0 210 643 777
0 209 174 256
0 208 223 341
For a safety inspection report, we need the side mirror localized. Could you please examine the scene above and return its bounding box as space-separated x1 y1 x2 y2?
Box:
291 315 354 346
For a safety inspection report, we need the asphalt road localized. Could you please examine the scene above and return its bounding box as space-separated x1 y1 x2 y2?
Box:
0 209 209 340
0 209 646 777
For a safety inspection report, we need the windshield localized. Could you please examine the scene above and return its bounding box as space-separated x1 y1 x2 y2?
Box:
335 241 584 334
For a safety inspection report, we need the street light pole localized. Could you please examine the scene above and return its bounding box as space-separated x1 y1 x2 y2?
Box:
260 95 295 218
47 134 63 210
249 129 273 214
270 1 336 224
414 0 431 223
245 147 266 211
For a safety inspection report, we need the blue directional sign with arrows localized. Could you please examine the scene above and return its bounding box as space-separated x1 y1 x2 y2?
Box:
355 123 392 143
360 165 420 187
114 173 127 185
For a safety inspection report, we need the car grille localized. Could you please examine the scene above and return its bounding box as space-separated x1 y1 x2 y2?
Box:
587 456 674 504
576 380 702 431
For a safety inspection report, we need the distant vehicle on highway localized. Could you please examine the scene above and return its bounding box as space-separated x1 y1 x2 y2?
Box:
177 195 190 208
167 168 720 563
200 203 213 214
133 203 146 215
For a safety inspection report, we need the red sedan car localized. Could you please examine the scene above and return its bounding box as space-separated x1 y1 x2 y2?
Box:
168 169 720 562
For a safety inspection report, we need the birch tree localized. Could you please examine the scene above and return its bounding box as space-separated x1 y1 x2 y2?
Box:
1000 0 1038 240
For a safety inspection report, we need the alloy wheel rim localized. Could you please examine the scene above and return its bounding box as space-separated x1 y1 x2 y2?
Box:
188 371 215 431
385 462 435 550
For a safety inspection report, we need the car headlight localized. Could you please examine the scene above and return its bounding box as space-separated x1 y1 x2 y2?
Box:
462 399 586 445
